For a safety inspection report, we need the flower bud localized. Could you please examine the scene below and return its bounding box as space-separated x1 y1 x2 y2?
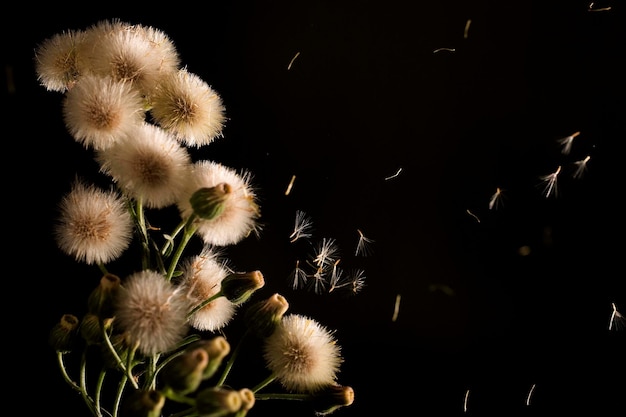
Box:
237 388 255 413
196 386 242 417
80 313 103 345
120 389 165 417
220 270 264 304
189 336 231 380
161 347 209 395
87 273 121 317
190 184 231 221
49 314 80 352
244 293 289 338
311 384 355 416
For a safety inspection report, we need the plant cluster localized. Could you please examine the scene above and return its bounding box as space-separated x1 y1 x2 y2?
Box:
38 19 354 417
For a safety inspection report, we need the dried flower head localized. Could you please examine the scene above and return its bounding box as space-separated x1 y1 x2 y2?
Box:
54 179 134 265
81 19 180 97
263 314 343 393
62 74 145 150
150 68 226 147
96 122 193 208
179 248 237 332
114 270 190 356
34 29 87 92
178 160 260 246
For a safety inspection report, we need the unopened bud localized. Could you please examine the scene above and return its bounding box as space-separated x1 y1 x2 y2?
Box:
244 293 289 338
80 313 103 345
87 273 121 317
49 314 80 352
196 387 242 417
311 384 355 416
237 388 255 412
120 389 165 417
190 184 231 221
220 270 264 304
189 336 231 380
161 347 209 395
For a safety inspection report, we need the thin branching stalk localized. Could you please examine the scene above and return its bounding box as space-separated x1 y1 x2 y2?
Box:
112 372 129 417
80 347 100 416
56 351 82 393
216 328 250 387
166 215 198 281
251 374 277 393
254 393 311 401
187 292 224 318
95 367 107 414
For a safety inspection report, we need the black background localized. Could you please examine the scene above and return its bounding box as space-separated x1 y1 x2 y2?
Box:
4 1 625 416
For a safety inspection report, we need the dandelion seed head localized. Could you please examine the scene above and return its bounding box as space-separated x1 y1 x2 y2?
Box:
263 314 343 393
55 179 134 265
150 68 226 147
83 20 180 97
177 161 261 246
180 249 236 332
62 74 145 150
34 29 87 92
114 270 190 356
96 122 192 208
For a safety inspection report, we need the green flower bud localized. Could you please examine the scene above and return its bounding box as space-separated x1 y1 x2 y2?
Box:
80 313 103 345
190 184 231 221
196 386 242 417
311 384 355 416
220 270 264 304
120 389 165 417
161 347 209 395
244 293 289 338
49 314 80 352
188 336 231 380
87 273 121 317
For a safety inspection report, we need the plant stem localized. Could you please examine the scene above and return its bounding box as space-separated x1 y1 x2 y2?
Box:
80 347 100 417
187 291 224 318
251 374 277 393
166 215 197 281
216 328 250 386
254 393 312 401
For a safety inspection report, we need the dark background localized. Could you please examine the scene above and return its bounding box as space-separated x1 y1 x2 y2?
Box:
4 1 625 416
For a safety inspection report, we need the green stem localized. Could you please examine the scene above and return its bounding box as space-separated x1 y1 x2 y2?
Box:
216 328 250 387
163 388 197 406
254 393 312 401
95 367 107 415
80 347 100 417
125 343 140 390
112 372 129 417
251 374 277 393
142 354 159 391
166 215 198 281
160 218 187 257
187 291 224 318
56 351 82 393
127 197 151 270
102 323 139 389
